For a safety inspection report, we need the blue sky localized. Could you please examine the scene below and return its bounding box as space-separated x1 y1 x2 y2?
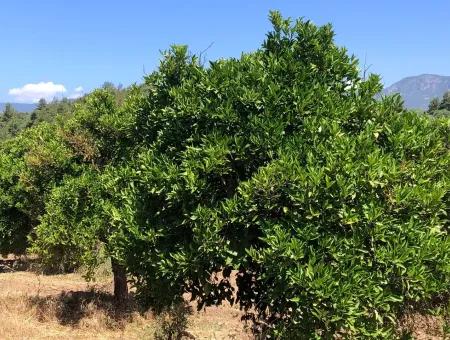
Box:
1 1 449 103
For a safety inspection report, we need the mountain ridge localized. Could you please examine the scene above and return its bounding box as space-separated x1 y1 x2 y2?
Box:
383 74 450 110
0 103 36 113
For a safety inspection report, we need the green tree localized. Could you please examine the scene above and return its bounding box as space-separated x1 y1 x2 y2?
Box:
0 87 134 301
26 97 78 130
439 91 450 110
2 103 16 121
0 123 74 255
427 92 450 117
0 104 29 140
30 88 137 302
427 97 440 113
29 98 48 125
106 12 449 337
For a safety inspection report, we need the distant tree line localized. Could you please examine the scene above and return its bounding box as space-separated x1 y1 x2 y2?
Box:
427 91 450 116
0 98 78 141
0 82 126 141
0 103 29 139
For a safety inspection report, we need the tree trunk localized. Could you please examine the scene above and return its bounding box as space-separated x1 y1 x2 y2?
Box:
111 258 128 304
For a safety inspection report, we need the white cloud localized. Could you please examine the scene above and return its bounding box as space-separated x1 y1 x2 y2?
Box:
8 82 67 103
68 86 84 99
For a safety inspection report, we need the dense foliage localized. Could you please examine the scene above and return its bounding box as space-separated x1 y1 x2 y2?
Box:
0 12 449 338
0 122 74 255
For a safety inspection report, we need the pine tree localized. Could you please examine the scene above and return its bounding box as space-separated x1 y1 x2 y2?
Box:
2 103 16 122
427 97 440 114
439 91 450 110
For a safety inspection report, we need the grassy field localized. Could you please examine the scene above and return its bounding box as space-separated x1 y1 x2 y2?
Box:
0 257 447 339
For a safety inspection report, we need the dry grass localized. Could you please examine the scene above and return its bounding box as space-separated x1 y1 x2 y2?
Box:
399 313 447 340
398 296 450 340
0 271 151 339
0 261 251 340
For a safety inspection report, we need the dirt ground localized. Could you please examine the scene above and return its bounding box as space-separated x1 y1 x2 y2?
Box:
0 256 447 339
0 261 252 340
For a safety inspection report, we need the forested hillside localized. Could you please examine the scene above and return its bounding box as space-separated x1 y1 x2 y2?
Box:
0 12 449 339
0 83 127 141
0 103 29 140
0 99 77 141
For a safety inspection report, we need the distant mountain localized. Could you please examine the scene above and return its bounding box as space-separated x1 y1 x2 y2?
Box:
383 74 450 110
0 103 36 113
